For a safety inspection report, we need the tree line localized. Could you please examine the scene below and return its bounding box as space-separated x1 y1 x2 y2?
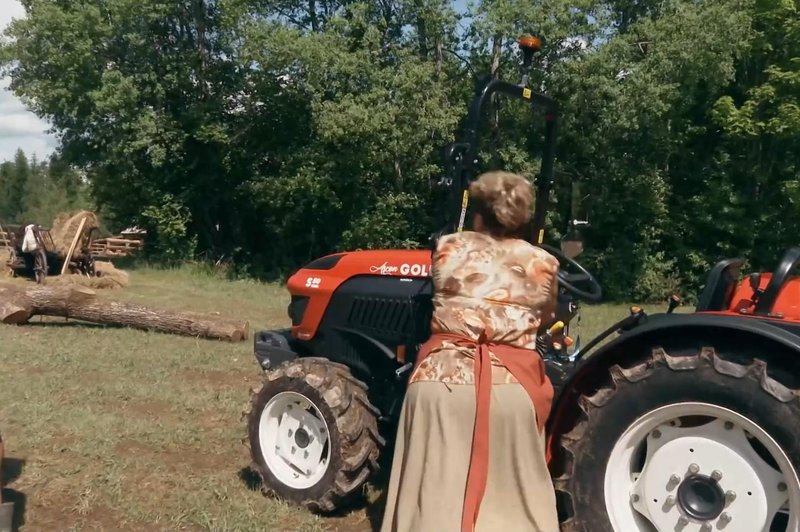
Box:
0 0 797 301
0 149 91 229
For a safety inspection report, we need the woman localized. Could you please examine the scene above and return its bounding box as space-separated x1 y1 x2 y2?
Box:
380 171 561 532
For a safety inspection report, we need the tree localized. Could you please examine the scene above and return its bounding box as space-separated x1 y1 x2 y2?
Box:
3 0 799 300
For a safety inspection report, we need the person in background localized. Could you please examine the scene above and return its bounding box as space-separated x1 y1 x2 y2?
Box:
380 170 561 532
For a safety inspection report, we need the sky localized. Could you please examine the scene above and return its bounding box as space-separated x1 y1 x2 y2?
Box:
0 0 58 164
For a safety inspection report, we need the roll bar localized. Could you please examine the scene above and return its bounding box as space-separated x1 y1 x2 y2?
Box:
438 35 559 246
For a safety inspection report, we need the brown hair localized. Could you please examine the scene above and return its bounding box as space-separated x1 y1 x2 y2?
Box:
469 171 534 238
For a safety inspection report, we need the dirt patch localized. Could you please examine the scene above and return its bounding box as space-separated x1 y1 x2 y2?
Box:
326 512 374 532
0 362 47 376
118 397 176 420
177 368 256 388
45 434 82 454
115 439 233 474
24 495 172 532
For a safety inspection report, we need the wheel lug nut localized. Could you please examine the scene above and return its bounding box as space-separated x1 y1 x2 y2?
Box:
779 482 787 492
700 524 712 532
719 512 731 527
688 463 700 475
667 474 681 490
711 470 723 481
676 515 689 529
652 429 662 439
662 495 676 511
725 490 736 504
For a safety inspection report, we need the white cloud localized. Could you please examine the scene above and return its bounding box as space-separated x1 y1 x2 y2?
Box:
0 0 57 163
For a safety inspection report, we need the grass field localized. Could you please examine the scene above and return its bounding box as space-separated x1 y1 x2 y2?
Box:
0 265 649 531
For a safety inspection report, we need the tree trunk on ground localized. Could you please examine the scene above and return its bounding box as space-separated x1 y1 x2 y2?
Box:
0 283 249 341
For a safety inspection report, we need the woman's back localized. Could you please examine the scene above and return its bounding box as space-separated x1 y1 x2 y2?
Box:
430 230 559 349
411 230 559 386
381 171 561 532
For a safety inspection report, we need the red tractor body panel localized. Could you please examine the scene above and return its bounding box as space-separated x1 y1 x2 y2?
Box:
288 249 433 341
723 273 800 320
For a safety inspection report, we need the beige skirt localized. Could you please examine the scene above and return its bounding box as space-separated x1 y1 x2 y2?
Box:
380 380 560 532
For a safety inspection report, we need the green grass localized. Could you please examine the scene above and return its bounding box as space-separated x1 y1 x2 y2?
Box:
0 265 667 531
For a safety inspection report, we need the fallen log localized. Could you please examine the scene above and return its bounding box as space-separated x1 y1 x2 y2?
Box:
0 283 249 341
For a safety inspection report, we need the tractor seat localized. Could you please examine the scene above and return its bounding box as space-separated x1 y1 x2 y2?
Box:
695 258 744 312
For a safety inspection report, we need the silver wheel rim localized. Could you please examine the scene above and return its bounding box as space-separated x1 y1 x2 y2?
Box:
605 402 799 531
258 391 331 490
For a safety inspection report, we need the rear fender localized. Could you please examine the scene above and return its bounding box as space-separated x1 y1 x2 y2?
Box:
545 313 800 465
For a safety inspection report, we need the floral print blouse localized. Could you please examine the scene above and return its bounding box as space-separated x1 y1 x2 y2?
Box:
410 230 559 385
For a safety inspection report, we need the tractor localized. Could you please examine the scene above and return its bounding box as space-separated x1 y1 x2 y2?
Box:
244 35 799 531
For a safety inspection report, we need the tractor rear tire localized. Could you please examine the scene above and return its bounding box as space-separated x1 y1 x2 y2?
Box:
554 345 800 532
246 357 385 513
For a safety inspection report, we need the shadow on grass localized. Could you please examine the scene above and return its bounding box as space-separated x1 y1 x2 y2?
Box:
23 320 123 330
236 463 391 531
2 457 27 532
237 466 261 492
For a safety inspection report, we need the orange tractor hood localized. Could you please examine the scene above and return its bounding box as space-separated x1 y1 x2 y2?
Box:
287 249 433 340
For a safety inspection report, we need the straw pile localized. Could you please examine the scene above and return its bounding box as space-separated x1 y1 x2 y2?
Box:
50 261 129 290
0 248 11 274
51 210 100 256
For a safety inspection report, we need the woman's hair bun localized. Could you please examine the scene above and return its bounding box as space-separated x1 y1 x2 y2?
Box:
469 171 534 232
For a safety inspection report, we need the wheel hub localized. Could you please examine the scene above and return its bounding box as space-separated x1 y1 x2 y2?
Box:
605 403 798 532
258 391 331 490
294 427 311 449
676 474 725 521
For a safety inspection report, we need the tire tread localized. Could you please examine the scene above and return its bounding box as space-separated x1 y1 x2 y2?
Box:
554 344 800 531
244 357 384 513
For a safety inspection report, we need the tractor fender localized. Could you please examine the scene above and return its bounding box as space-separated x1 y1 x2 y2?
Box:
546 312 800 454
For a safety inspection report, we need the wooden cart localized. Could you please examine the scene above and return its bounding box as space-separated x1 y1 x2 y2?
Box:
4 224 64 284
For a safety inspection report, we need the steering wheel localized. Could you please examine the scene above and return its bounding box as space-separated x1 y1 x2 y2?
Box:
538 244 603 302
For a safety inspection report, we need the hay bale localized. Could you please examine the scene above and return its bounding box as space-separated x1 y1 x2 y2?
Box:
51 210 100 256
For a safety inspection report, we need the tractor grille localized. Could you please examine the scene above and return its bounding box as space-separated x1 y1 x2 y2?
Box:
288 296 309 326
347 296 415 338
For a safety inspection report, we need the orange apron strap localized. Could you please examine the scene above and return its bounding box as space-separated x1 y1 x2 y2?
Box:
460 343 492 532
409 333 553 532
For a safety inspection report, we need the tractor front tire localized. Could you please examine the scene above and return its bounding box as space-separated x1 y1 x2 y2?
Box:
246 357 385 513
554 345 800 532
